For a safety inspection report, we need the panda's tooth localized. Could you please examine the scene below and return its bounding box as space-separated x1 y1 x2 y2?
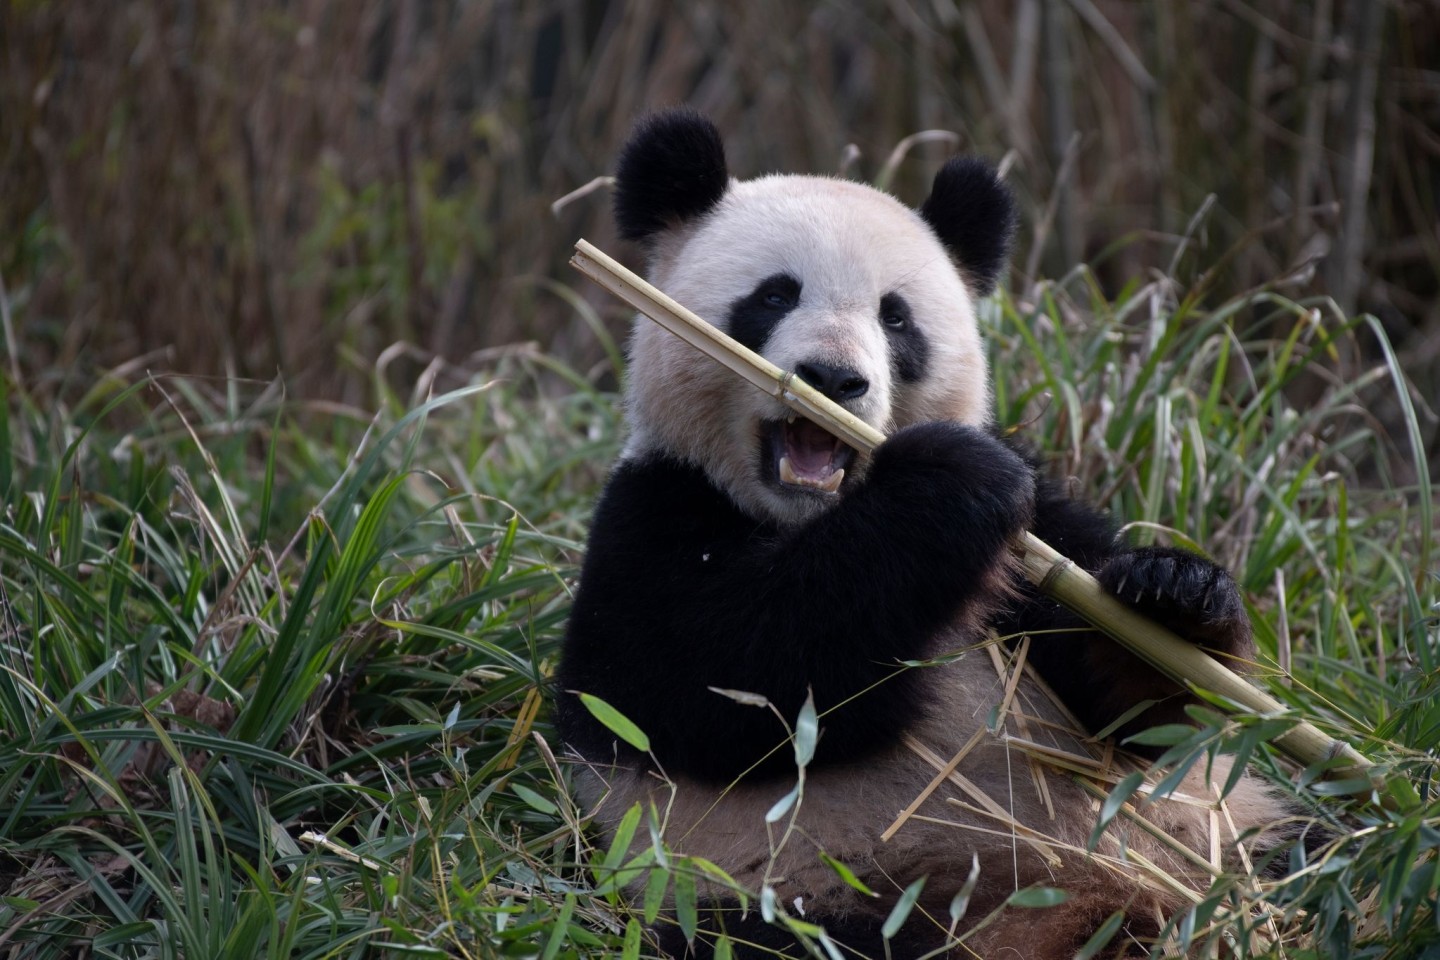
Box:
819 468 845 493
779 456 799 485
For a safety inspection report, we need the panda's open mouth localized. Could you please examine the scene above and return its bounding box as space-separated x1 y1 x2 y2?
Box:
763 416 855 495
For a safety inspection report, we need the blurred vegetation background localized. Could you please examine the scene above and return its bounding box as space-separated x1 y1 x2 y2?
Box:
2 0 1437 459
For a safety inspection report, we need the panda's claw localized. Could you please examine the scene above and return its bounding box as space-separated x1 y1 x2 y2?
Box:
1097 546 1254 659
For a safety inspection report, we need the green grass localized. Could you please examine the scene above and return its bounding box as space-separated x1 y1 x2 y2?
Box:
0 274 1436 958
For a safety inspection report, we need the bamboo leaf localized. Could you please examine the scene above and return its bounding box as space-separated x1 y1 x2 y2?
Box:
675 867 698 942
881 876 925 940
818 852 876 897
793 689 818 768
1075 911 1126 959
765 780 801 824
1006 886 1070 909
1089 771 1146 852
577 693 651 753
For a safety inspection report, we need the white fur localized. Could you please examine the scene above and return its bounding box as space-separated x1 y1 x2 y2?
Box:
623 175 990 527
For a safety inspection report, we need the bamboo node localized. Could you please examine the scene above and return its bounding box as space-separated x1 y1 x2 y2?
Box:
1040 556 1074 594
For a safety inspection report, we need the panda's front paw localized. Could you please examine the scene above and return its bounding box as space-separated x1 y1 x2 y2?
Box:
868 422 1035 537
1098 546 1254 662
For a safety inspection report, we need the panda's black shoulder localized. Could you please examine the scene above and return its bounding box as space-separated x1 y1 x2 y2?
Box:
583 452 747 549
553 452 760 758
993 429 1119 572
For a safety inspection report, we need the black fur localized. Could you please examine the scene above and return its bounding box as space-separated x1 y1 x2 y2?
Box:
614 109 730 243
556 423 1035 782
558 427 1254 783
919 156 1017 295
727 274 802 354
879 291 929 383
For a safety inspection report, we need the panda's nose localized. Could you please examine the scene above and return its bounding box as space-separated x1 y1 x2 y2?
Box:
794 362 869 402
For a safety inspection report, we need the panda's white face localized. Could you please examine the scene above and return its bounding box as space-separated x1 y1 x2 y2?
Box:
623 175 991 526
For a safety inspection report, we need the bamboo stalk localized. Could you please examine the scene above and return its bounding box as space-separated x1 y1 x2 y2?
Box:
569 238 1377 788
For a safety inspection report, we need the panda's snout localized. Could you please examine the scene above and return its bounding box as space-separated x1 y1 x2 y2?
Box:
793 362 869 402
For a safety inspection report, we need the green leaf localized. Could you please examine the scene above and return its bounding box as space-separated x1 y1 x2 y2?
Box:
538 892 575 960
511 783 557 815
793 689 818 768
603 803 644 877
949 854 980 927
1150 750 1203 800
578 693 651 752
92 921 158 947
643 866 670 924
621 919 643 960
1222 725 1263 797
1124 723 1198 747
1074 911 1125 958
1090 699 1159 740
675 867 698 942
690 858 748 915
1006 886 1070 909
766 780 802 824
881 875 925 940
1088 771 1145 852
819 852 877 897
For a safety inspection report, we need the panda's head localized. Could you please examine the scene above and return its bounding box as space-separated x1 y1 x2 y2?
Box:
614 109 1016 526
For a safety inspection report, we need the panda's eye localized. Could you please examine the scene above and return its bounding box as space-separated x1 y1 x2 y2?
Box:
879 292 912 332
760 281 798 309
729 275 801 352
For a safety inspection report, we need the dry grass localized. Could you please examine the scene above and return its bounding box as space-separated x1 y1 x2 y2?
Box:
2 1 1438 455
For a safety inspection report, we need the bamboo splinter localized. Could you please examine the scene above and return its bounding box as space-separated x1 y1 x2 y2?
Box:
570 237 1377 789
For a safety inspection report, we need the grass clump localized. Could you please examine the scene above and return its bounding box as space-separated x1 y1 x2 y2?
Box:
988 270 1438 956
0 350 618 957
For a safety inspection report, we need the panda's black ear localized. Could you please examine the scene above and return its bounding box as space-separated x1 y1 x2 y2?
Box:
614 109 729 245
919 157 1017 295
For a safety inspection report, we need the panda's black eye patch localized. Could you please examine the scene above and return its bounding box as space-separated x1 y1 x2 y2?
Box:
879 293 913 332
880 292 929 383
728 274 802 353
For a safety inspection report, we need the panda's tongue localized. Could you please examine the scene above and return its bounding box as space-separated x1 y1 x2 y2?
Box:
780 419 846 492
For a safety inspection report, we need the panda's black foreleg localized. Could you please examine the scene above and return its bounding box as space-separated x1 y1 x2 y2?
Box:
1000 457 1255 745
558 422 1035 782
1083 545 1256 737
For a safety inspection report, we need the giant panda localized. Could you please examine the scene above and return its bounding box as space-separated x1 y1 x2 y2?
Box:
555 109 1288 959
